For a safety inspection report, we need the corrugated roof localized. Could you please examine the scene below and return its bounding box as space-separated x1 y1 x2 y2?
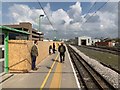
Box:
0 25 30 35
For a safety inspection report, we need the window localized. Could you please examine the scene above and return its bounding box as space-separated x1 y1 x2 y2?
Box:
0 61 4 73
0 34 4 59
9 32 28 40
0 34 4 45
0 34 5 74
0 48 4 59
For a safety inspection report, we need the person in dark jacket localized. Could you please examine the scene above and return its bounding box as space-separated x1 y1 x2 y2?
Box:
53 43 56 54
49 45 52 55
58 43 66 63
31 40 38 70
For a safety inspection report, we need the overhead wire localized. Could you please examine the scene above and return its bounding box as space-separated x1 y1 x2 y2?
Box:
81 0 109 27
37 0 56 31
83 1 97 19
37 0 109 38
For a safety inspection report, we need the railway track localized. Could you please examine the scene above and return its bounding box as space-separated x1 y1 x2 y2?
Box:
78 45 119 55
75 45 120 74
67 46 116 90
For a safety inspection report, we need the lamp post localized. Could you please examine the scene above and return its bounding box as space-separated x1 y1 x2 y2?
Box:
38 15 44 41
39 15 44 32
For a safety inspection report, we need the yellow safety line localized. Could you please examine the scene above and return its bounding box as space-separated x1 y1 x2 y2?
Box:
49 62 62 89
59 63 62 89
40 54 59 90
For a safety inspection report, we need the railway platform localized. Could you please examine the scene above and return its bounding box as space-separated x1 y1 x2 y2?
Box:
1 46 79 89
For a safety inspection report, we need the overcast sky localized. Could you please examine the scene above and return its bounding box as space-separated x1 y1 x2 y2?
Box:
1 1 118 39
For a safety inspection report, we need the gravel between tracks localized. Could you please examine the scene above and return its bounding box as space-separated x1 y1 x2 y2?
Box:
70 45 120 88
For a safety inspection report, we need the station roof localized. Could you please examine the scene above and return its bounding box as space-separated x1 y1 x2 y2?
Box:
0 25 30 35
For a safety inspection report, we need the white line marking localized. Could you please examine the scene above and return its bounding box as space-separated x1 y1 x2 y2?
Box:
66 45 81 89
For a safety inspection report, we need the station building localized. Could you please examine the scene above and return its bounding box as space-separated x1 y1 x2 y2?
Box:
78 36 100 46
0 22 44 75
0 26 30 75
78 36 92 46
4 22 44 41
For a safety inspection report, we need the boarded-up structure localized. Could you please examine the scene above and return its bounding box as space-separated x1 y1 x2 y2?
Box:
8 40 60 72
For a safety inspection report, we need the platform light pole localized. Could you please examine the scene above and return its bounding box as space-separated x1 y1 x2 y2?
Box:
39 15 44 32
38 15 44 41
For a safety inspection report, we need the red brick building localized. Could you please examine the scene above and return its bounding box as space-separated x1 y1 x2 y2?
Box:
5 22 44 41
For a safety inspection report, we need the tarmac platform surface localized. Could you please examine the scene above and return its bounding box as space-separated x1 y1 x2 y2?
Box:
1 46 79 89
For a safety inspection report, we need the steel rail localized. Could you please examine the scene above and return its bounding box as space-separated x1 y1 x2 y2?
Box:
67 46 116 90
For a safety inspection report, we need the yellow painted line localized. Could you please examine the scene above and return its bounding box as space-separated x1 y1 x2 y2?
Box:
59 64 62 88
49 62 62 89
40 54 59 90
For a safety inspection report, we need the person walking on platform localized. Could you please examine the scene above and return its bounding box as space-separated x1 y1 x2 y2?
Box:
53 43 56 54
31 40 38 70
58 43 66 63
49 45 52 55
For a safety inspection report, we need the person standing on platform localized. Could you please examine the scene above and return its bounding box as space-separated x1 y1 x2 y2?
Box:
58 43 66 63
53 43 56 54
49 45 52 55
31 40 38 70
